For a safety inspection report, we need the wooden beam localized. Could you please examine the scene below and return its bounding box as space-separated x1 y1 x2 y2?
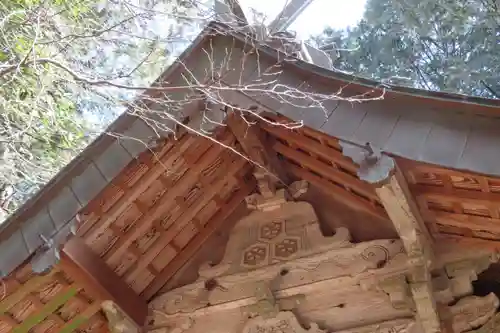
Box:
374 163 441 333
59 237 148 329
285 162 387 220
432 211 500 237
375 165 434 257
435 234 500 251
226 111 289 186
262 123 358 174
411 183 500 205
224 0 247 23
214 0 247 25
272 141 378 201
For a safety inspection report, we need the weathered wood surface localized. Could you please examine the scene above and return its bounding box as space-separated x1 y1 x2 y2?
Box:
149 179 500 333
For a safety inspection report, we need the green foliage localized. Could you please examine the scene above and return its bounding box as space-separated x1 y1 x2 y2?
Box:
0 0 203 215
0 0 96 211
314 0 500 98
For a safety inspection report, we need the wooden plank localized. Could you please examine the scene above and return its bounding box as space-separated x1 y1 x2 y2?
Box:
285 162 387 220
433 211 500 235
141 178 255 300
272 141 378 201
262 117 357 174
124 153 249 283
226 112 289 185
12 286 79 333
104 133 235 269
411 184 500 205
435 234 500 251
81 134 195 242
58 302 102 333
0 270 57 315
60 237 148 328
396 157 493 181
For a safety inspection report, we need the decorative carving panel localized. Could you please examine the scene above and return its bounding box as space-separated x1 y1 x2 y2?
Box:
149 179 500 333
199 181 352 278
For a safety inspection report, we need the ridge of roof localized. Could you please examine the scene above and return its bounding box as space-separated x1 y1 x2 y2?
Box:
204 21 500 112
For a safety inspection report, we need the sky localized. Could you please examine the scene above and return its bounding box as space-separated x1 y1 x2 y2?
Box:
239 0 367 39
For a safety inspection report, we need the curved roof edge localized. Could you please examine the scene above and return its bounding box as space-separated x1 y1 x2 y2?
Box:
202 21 500 177
205 21 500 111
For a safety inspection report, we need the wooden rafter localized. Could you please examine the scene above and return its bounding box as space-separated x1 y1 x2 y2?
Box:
373 162 441 333
226 111 289 187
59 237 149 330
411 184 500 204
258 116 387 220
436 234 500 251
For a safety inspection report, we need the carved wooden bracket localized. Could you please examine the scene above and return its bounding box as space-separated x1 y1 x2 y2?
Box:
225 111 289 188
373 162 440 333
245 176 308 212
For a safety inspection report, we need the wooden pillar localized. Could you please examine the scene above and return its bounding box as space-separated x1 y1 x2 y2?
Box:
373 161 441 333
59 237 148 331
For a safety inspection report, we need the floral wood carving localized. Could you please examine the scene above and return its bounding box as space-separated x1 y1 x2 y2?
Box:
241 311 325 333
470 312 500 333
449 293 499 333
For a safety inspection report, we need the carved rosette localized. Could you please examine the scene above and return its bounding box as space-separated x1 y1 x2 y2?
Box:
198 180 352 278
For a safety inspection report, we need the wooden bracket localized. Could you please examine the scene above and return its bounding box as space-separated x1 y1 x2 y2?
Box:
374 162 440 333
58 237 148 331
226 111 289 187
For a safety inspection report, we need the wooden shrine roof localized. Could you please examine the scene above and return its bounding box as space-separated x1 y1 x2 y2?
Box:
1 20 500 333
3 20 500 278
3 111 500 333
